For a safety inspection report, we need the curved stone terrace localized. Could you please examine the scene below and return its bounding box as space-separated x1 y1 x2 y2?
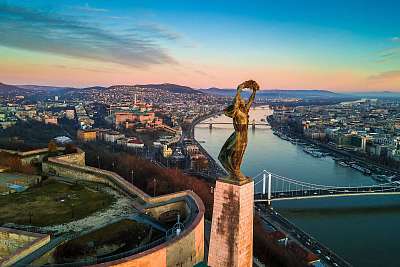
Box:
10 149 205 267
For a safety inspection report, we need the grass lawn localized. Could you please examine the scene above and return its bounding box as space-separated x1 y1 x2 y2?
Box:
0 179 115 227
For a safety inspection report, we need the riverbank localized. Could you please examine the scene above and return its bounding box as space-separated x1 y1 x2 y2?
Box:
195 118 400 267
193 109 340 266
268 119 400 181
186 111 227 178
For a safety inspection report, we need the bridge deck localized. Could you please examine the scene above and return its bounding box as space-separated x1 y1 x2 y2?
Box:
254 185 400 201
198 122 268 125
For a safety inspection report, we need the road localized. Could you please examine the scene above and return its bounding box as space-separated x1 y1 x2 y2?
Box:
183 110 228 178
255 204 352 267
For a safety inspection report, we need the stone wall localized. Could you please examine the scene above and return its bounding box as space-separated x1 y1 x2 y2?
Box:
0 227 50 267
0 147 65 166
53 149 85 166
41 151 205 267
144 201 188 222
42 158 147 199
97 193 205 267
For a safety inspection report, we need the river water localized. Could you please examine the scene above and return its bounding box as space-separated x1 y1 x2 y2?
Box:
195 107 400 267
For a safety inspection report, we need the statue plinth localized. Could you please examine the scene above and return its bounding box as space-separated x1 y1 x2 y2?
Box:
207 178 254 267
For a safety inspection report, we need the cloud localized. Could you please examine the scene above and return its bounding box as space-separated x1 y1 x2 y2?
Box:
391 37 400 42
374 47 400 63
368 70 400 80
74 3 108 13
0 3 177 68
52 64 121 74
124 23 182 41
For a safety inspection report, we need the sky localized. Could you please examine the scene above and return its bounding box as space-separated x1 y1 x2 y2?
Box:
0 0 399 91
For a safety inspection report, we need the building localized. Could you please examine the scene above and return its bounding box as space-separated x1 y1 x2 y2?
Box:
162 145 173 158
190 154 209 171
77 130 97 142
43 116 58 125
104 131 125 143
114 110 157 127
127 138 145 149
53 136 72 145
65 109 75 120
115 112 137 126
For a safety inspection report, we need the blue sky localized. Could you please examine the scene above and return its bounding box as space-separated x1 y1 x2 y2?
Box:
0 0 399 90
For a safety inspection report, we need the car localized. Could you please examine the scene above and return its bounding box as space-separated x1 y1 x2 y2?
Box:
316 249 321 254
333 263 339 267
325 256 331 260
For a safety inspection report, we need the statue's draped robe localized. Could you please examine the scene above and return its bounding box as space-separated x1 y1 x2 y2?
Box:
218 103 249 181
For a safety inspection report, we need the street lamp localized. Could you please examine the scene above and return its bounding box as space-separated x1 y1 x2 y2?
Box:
131 170 134 185
153 178 157 197
97 155 100 169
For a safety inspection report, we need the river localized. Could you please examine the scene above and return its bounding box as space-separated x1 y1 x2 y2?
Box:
195 107 400 267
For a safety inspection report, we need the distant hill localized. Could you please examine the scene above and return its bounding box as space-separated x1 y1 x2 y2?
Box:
0 83 32 95
17 85 77 92
134 83 202 94
82 86 107 91
348 91 400 98
1 82 203 95
3 82 376 100
200 88 344 99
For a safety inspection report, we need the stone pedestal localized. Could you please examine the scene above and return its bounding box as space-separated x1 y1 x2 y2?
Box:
208 179 254 267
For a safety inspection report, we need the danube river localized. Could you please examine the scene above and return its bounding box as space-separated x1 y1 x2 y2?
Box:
195 107 400 267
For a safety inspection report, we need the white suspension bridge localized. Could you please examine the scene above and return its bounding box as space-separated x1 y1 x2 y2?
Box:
253 170 400 205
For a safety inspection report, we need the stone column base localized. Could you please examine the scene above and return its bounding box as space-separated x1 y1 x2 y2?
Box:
207 179 254 267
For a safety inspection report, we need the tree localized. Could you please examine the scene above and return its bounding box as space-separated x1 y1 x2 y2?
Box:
48 140 58 153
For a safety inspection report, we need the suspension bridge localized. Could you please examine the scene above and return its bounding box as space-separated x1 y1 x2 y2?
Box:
252 170 400 205
197 119 269 129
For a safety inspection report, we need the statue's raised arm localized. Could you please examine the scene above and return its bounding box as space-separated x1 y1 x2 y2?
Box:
237 80 259 112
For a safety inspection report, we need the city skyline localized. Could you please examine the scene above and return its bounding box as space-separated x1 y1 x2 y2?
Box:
0 0 399 91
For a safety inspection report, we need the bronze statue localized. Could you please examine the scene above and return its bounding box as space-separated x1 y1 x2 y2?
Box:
218 80 259 183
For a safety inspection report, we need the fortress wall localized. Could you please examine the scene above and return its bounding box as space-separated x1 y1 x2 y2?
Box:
42 161 119 191
53 149 85 166
0 228 50 267
0 147 65 166
42 151 205 267
102 193 205 267
144 201 187 221
164 208 205 267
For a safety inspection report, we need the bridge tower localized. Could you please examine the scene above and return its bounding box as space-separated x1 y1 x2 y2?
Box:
262 171 272 205
252 119 256 130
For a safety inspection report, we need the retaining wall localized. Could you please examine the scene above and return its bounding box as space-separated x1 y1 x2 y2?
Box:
0 227 50 267
41 151 205 267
